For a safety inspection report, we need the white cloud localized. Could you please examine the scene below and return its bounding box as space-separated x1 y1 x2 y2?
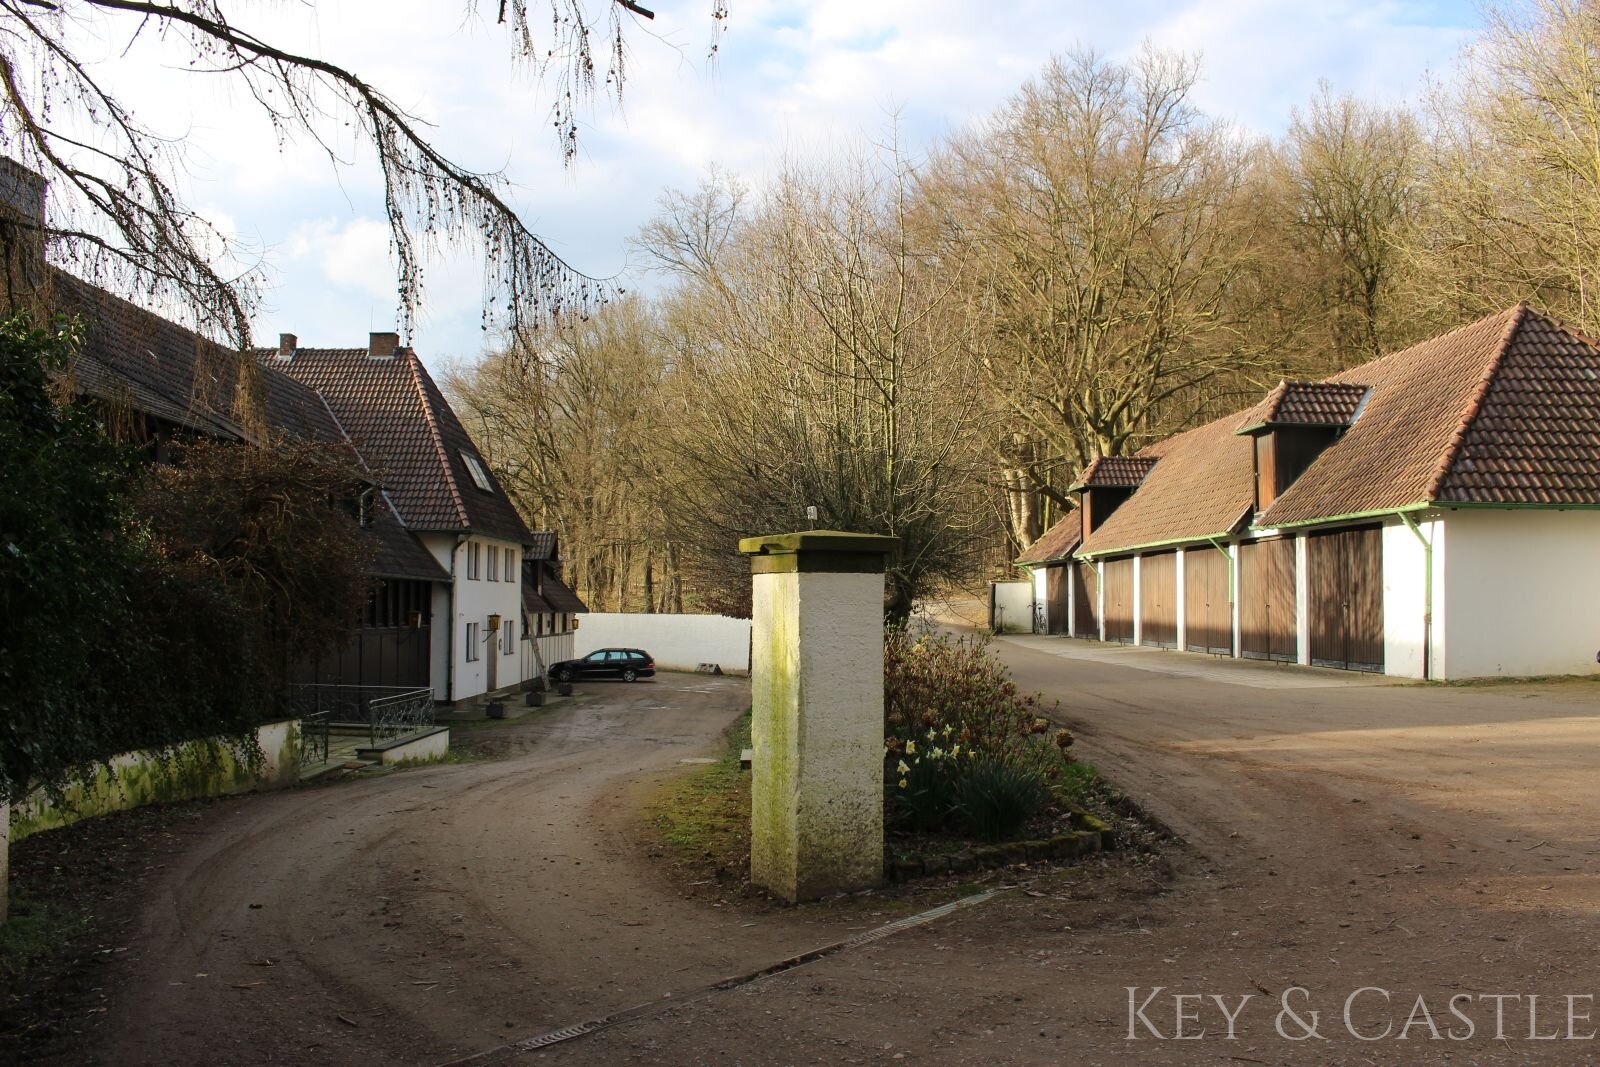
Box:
39 0 1482 365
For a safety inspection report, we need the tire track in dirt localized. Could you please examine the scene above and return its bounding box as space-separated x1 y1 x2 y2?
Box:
85 675 859 1067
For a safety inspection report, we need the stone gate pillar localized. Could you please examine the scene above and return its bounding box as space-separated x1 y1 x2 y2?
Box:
739 530 896 902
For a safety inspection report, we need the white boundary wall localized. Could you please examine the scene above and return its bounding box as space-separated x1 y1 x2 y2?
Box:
990 580 1034 634
575 612 751 674
1438 509 1600 679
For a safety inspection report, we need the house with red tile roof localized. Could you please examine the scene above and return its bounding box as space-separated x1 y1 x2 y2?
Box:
24 260 454 697
0 159 581 705
262 333 587 704
1018 304 1600 680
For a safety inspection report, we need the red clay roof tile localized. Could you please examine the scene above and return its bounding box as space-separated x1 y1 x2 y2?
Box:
1235 381 1370 433
261 345 534 543
1016 514 1083 564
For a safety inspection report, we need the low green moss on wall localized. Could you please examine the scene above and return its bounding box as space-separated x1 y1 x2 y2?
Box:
11 720 298 842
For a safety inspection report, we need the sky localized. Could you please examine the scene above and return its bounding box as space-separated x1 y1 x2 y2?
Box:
60 0 1484 367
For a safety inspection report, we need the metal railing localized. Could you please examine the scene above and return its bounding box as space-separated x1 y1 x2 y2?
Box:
289 684 436 749
300 709 333 767
368 687 436 746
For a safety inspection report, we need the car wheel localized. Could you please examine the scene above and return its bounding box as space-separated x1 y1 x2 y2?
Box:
556 668 572 683
622 668 638 683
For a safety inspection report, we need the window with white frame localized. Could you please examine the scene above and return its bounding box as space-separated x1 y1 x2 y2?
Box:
465 621 480 661
461 451 494 492
504 547 517 582
503 619 515 654
487 544 499 581
466 540 481 580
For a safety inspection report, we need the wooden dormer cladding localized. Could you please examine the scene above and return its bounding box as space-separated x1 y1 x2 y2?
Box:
1070 456 1159 535
1236 381 1369 514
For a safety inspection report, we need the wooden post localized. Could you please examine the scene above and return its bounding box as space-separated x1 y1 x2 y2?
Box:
740 530 896 902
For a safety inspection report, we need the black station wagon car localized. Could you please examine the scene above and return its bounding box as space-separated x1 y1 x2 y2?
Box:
548 647 656 683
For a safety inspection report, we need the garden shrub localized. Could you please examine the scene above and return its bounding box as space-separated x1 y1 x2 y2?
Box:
954 753 1052 841
0 314 373 804
883 629 1073 839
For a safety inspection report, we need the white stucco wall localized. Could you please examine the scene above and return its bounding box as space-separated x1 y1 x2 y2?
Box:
12 719 300 841
750 568 884 900
420 533 528 701
1439 509 1600 679
1030 567 1049 633
990 580 1034 634
1174 549 1188 651
575 612 751 674
1381 516 1442 680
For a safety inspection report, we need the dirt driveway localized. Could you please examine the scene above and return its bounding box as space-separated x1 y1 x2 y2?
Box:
60 643 1600 1065
78 674 859 1067
558 638 1600 1065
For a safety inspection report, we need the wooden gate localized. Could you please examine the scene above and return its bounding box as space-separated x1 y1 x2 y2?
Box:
1072 561 1099 638
1103 558 1134 643
1240 537 1298 662
1139 552 1178 648
1308 526 1384 671
1184 546 1233 655
1044 567 1069 634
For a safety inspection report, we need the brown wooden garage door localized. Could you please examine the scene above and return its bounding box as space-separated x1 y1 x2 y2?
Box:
1308 526 1384 672
1240 537 1297 662
1103 558 1134 643
1139 551 1178 648
1044 566 1069 634
1072 561 1098 638
1184 546 1233 655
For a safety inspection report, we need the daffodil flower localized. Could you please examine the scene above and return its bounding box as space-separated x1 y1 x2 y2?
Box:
896 760 910 774
898 778 908 789
906 740 916 754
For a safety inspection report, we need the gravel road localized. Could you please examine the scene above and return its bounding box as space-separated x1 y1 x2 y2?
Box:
76 639 1600 1066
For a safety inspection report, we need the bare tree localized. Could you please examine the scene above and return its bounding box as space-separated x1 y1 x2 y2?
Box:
444 296 680 612
1403 0 1600 330
1272 85 1423 367
639 146 997 620
0 0 725 349
922 47 1265 547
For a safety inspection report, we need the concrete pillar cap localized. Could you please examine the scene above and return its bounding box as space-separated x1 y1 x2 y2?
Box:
740 530 898 574
738 530 898 555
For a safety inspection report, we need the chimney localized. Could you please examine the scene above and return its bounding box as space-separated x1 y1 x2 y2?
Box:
0 158 47 296
276 332 297 361
368 331 400 359
0 159 45 230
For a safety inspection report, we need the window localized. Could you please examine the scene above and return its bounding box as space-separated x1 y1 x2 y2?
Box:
465 622 480 662
461 451 494 493
363 579 430 628
503 619 516 655
504 548 517 582
466 540 481 580
488 544 499 581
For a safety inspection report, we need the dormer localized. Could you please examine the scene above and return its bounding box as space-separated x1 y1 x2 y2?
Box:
1069 456 1159 534
1235 381 1369 513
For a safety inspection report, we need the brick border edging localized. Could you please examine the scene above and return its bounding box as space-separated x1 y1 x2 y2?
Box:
886 814 1116 883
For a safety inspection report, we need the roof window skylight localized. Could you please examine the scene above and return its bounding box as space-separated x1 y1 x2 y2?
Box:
461 451 494 493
